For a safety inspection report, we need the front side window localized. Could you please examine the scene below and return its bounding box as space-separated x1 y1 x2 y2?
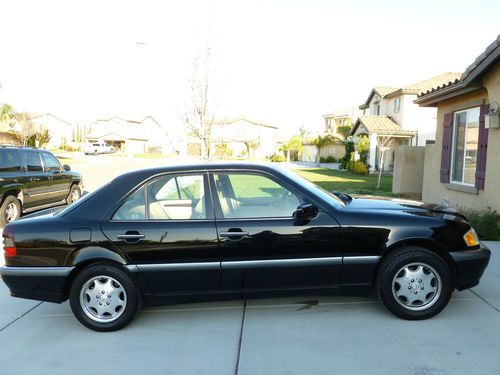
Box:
41 152 61 171
214 173 300 219
451 108 480 185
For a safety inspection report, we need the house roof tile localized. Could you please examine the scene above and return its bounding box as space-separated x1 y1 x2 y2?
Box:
351 116 417 136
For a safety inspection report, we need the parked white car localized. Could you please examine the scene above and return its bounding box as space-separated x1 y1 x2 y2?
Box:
83 142 114 155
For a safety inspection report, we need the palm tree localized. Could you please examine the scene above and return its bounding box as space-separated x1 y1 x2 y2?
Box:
312 135 335 166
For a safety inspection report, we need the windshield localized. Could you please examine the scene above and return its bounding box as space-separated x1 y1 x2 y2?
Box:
277 166 345 209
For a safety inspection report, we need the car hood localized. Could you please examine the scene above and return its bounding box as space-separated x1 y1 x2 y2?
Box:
345 196 464 218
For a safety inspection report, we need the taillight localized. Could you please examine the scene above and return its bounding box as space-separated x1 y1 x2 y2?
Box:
3 224 16 258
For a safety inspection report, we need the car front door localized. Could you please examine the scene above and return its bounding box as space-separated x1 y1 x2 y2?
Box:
22 150 51 208
41 152 71 203
101 172 221 295
211 171 342 292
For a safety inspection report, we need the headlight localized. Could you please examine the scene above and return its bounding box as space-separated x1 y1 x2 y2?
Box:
463 228 480 247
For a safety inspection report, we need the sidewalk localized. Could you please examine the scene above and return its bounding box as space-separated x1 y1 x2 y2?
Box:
1 242 498 374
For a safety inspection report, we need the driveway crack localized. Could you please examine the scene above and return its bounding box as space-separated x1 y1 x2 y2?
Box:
234 299 247 375
0 302 43 333
469 289 500 314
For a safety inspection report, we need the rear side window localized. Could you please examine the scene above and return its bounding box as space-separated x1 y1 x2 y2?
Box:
26 151 43 172
0 149 22 172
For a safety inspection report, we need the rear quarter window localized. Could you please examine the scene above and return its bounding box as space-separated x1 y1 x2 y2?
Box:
0 149 23 172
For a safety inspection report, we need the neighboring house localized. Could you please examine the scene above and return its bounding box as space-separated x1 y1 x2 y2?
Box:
29 113 73 149
187 117 279 158
352 73 462 171
87 116 173 154
414 35 500 211
323 108 361 136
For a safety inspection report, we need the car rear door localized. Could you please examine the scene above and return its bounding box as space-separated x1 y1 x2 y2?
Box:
210 171 342 292
100 172 221 295
40 151 72 203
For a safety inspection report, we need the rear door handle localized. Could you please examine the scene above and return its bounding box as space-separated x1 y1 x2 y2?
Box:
117 232 145 243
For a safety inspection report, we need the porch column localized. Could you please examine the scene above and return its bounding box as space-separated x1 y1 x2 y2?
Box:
369 133 378 172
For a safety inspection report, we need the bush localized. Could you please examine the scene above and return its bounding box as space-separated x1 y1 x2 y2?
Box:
326 155 337 163
463 208 500 240
270 153 286 162
346 160 368 175
319 156 327 163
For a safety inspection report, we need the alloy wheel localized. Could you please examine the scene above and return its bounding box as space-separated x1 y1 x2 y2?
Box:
79 276 128 323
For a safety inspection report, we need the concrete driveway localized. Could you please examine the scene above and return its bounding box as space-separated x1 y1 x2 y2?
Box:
0 242 498 375
1 156 499 374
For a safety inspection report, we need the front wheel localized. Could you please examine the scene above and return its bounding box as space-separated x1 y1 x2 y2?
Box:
376 247 453 320
69 263 142 331
66 185 81 205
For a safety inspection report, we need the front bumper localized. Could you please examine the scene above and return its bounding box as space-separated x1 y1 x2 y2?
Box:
450 243 491 290
0 266 74 303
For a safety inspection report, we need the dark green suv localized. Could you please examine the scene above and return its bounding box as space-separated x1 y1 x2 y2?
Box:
0 146 82 226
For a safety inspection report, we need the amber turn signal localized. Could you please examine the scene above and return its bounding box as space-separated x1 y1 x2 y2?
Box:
463 228 480 247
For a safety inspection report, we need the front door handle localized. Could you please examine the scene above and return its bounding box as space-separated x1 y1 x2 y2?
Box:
117 231 145 243
29 177 39 182
219 230 249 241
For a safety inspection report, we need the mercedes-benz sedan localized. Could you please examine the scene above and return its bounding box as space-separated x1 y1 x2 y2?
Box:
0 163 490 331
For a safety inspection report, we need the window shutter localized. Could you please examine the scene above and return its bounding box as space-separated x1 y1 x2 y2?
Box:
440 112 453 183
475 104 490 190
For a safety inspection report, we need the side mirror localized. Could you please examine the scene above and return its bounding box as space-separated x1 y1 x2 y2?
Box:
293 203 318 225
63 164 71 171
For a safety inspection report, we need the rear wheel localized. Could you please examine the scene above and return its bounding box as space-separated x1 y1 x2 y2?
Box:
69 263 142 331
376 246 453 320
0 195 21 226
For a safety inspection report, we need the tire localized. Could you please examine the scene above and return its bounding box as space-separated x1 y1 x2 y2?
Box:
376 246 453 320
69 263 142 331
0 195 21 226
66 184 81 205
94 150 98 155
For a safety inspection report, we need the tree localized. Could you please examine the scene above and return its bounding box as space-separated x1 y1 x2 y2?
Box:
282 135 303 162
375 133 397 189
356 136 370 165
312 134 335 166
181 48 218 160
11 112 36 146
336 125 352 140
27 128 51 148
0 103 15 131
244 140 260 159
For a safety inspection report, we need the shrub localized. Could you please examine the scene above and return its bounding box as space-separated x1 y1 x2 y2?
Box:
270 153 286 162
463 208 500 240
326 155 337 163
319 156 327 163
347 160 368 175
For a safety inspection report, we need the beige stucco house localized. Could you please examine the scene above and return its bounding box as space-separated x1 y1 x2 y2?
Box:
29 113 73 149
352 74 461 171
415 35 500 212
187 118 279 159
86 116 173 154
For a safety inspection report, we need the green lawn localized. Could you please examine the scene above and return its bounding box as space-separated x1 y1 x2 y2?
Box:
294 168 394 196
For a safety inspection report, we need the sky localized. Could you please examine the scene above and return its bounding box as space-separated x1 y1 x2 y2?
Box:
0 0 498 136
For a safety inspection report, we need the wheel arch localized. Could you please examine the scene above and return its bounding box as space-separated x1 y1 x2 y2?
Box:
374 238 458 283
1 188 23 206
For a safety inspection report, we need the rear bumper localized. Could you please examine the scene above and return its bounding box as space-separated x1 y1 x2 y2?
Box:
0 266 74 303
451 244 491 291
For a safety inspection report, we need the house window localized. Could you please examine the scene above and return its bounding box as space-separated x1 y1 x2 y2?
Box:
451 107 480 185
376 104 380 115
394 98 401 113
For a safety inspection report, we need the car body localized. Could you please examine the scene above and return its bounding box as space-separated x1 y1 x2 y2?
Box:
0 163 490 331
0 146 83 226
83 142 114 155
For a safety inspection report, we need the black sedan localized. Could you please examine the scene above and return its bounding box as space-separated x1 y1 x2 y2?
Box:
0 163 491 331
